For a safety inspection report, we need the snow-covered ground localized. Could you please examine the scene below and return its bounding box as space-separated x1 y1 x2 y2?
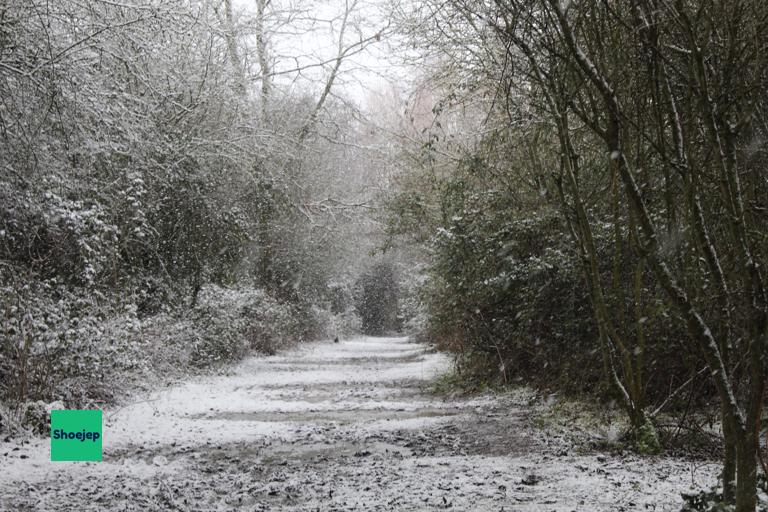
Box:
2 336 716 511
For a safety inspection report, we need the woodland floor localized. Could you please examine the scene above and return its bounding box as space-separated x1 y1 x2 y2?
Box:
1 336 716 511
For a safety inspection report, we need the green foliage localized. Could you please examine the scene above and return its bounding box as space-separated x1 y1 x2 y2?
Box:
431 360 498 395
682 489 735 512
634 419 662 455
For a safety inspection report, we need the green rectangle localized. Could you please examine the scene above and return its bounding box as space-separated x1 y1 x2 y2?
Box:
50 410 102 462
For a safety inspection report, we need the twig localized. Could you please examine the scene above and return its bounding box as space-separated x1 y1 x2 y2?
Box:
650 366 708 418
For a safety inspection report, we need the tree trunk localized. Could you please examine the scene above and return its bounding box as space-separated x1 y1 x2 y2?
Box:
255 0 271 122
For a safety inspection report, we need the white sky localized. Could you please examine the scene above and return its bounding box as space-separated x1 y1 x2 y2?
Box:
232 0 409 107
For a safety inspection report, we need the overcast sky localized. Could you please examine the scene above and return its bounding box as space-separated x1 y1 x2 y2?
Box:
231 0 410 108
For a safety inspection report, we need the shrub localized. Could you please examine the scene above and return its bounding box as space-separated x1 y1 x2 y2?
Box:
416 184 697 404
355 262 400 335
0 279 319 435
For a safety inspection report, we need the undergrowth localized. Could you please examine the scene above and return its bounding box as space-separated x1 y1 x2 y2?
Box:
0 282 349 438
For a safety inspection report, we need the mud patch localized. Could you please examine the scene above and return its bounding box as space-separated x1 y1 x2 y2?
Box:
190 407 459 423
262 440 414 462
269 352 429 366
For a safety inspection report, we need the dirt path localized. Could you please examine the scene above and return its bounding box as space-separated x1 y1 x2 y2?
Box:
2 337 714 511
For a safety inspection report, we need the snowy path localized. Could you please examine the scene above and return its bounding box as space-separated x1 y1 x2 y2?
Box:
3 336 715 511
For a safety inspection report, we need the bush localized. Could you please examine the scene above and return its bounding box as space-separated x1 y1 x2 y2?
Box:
355 262 400 335
398 264 428 343
0 277 319 435
413 181 697 405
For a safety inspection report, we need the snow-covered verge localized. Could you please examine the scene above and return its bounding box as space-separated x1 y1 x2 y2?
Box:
0 283 347 437
1 336 717 511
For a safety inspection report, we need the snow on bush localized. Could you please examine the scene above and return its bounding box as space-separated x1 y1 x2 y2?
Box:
189 285 302 361
0 277 327 435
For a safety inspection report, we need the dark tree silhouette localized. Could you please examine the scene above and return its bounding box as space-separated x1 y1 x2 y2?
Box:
356 262 399 335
